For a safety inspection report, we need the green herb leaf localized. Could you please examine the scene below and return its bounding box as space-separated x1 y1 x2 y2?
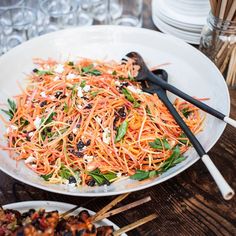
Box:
130 170 157 181
159 146 185 172
122 88 140 108
41 173 53 181
149 138 170 150
64 102 69 113
130 146 186 181
90 91 99 97
115 120 128 143
182 108 192 118
80 80 86 88
178 133 190 145
1 99 17 120
35 70 54 76
82 64 101 76
59 165 71 180
68 61 74 66
112 71 117 75
88 169 117 186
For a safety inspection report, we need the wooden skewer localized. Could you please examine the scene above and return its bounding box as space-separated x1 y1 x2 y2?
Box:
215 0 222 17
91 193 129 222
94 196 151 222
113 213 158 236
224 0 233 19
219 0 228 19
226 46 236 86
226 0 236 21
60 198 95 218
216 41 229 59
209 0 218 16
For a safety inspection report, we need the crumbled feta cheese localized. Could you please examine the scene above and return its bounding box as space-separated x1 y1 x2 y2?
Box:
127 85 142 94
40 91 47 98
49 95 55 100
102 127 111 144
77 105 83 109
54 64 64 73
6 125 18 134
66 73 77 79
34 116 42 129
77 87 83 98
83 155 94 163
28 131 34 137
117 172 122 178
31 164 37 169
72 127 78 134
25 155 36 164
53 76 60 81
83 85 90 92
115 80 121 86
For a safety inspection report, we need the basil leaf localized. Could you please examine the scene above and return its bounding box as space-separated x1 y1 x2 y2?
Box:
64 102 69 113
35 70 54 76
41 173 53 181
115 120 128 143
59 165 71 180
149 138 170 150
80 80 86 88
122 88 140 108
82 64 101 76
68 61 74 66
130 170 157 181
88 169 117 186
178 133 189 145
1 99 17 120
182 108 192 118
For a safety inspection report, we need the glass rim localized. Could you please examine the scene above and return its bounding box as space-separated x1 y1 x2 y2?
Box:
0 7 37 27
209 11 236 25
0 0 24 10
40 0 79 16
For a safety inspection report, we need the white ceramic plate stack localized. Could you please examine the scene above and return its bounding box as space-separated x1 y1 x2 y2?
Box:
152 0 210 44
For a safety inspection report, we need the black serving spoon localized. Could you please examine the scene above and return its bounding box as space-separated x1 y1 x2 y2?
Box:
142 68 234 200
125 52 236 128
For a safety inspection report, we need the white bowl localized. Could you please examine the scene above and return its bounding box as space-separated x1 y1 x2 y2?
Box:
0 25 230 196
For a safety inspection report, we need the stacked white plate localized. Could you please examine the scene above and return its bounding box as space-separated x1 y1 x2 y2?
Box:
152 0 210 44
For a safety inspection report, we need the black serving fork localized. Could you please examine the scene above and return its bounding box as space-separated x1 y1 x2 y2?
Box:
125 52 236 128
140 68 234 200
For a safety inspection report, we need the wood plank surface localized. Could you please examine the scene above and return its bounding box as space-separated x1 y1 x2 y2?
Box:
0 1 236 235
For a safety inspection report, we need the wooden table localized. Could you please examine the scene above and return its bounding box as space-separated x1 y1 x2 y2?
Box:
1 1 236 235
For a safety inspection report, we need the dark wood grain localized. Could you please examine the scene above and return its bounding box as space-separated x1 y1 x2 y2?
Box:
0 1 236 235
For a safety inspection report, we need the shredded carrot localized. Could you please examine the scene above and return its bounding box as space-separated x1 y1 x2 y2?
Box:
0 57 204 186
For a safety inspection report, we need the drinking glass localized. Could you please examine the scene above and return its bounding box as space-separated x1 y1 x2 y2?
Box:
23 0 49 35
90 0 122 24
111 0 143 27
0 7 38 53
0 0 24 12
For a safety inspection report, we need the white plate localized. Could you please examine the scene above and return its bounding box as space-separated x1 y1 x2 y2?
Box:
152 14 201 44
0 25 230 196
3 201 126 236
154 0 208 26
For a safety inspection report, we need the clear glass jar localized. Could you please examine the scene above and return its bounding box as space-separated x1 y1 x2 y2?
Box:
199 12 236 88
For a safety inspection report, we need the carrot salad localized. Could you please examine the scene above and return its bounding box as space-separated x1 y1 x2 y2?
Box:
0 57 204 187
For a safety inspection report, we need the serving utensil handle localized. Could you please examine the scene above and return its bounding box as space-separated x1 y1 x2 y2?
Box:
157 90 234 200
224 116 236 128
202 154 235 200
